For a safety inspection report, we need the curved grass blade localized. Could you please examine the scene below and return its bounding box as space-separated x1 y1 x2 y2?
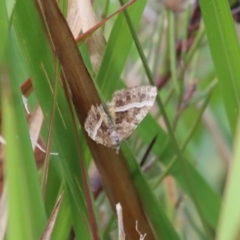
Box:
217 116 240 240
38 0 156 238
13 0 94 238
199 0 240 133
2 34 46 240
96 0 146 97
121 143 181 240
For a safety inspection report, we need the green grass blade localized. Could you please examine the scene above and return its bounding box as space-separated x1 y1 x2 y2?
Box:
2 34 46 240
0 1 8 62
122 143 181 240
199 0 240 133
126 27 221 229
96 0 146 98
168 10 179 94
137 112 221 229
13 0 94 238
51 193 72 240
217 117 240 240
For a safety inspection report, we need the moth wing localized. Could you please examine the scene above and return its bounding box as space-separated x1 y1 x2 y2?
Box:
84 105 120 150
109 86 157 141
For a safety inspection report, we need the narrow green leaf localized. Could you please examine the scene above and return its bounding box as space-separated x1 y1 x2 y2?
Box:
137 110 221 229
96 0 146 98
51 193 72 240
168 10 179 94
2 34 46 240
199 0 240 133
13 0 93 238
217 117 240 240
122 143 181 240
0 1 8 62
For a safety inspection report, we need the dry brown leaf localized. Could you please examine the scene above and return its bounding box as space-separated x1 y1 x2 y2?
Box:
67 0 105 72
67 0 82 38
28 104 44 151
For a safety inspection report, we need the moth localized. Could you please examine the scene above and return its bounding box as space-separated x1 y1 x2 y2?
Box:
84 86 157 153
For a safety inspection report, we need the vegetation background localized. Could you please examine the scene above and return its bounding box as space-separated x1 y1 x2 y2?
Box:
1 0 240 239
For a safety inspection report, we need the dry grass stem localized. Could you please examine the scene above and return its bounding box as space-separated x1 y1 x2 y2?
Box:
116 203 126 240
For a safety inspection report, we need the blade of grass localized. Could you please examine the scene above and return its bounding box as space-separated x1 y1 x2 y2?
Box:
152 12 166 78
96 0 146 98
140 134 158 167
41 60 60 199
137 111 221 230
121 142 181 240
13 0 94 238
50 190 72 240
40 193 64 240
199 0 240 133
153 89 212 187
168 10 180 95
2 33 46 240
119 3 220 235
0 1 8 63
217 117 240 240
184 23 205 69
38 0 156 238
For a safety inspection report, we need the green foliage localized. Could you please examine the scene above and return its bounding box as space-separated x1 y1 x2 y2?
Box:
1 0 240 239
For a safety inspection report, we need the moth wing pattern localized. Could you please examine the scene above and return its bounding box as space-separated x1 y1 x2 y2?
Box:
108 86 157 141
84 105 120 150
84 86 157 153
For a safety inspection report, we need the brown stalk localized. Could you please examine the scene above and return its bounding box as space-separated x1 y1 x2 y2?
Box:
38 0 155 239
